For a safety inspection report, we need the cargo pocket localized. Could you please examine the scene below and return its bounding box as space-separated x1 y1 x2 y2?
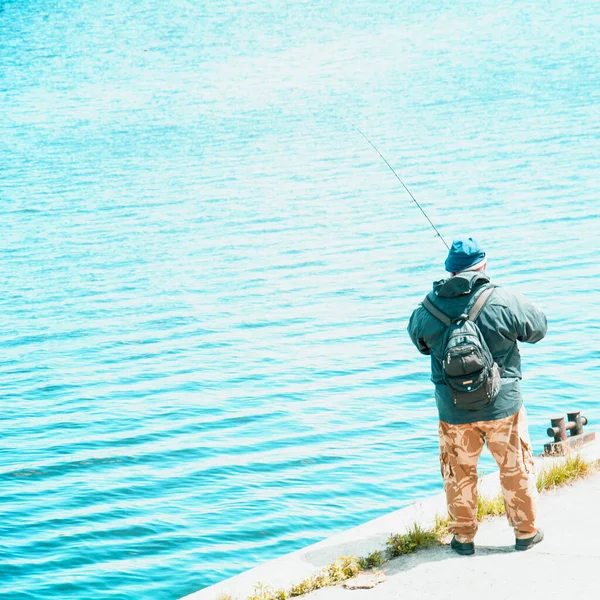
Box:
519 435 535 475
516 408 535 476
440 451 454 482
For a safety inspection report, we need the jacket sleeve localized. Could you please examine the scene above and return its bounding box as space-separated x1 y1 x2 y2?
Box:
510 292 548 344
408 305 431 355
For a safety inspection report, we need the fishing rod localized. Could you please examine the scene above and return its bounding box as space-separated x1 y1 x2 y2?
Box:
346 120 450 250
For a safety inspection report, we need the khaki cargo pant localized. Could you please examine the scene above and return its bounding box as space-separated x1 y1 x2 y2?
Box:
439 406 538 543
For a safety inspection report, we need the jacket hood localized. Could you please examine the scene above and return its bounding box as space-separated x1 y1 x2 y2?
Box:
433 271 490 298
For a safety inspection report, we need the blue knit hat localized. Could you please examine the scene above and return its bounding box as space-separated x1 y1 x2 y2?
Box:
444 237 486 273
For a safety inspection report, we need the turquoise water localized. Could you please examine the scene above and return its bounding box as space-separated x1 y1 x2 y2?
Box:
1 0 598 598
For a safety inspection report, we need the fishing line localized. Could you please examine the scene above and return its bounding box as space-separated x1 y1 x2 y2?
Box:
345 120 450 250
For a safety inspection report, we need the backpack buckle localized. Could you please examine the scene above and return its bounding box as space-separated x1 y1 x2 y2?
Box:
452 313 469 324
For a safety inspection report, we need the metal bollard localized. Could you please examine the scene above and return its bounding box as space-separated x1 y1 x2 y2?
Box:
543 411 595 456
547 416 567 442
567 411 588 436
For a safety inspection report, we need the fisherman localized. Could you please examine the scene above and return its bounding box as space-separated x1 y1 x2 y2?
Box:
408 237 547 555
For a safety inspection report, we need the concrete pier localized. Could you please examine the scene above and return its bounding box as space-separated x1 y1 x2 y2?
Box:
182 441 600 600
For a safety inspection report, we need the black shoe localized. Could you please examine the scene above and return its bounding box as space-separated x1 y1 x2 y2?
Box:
515 529 544 551
450 536 475 555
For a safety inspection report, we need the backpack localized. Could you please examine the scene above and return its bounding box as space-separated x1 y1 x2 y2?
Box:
422 286 501 411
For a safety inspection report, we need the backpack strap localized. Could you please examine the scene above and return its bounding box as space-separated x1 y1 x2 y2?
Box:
467 286 494 321
422 286 495 326
422 295 452 326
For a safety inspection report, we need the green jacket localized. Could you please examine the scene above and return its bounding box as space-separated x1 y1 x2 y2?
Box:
408 271 547 424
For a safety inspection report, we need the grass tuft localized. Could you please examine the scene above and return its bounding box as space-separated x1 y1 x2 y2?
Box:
387 523 439 557
432 514 451 540
289 579 314 597
537 454 594 492
477 493 506 520
358 550 386 570
248 584 287 600
326 556 361 583
289 556 361 597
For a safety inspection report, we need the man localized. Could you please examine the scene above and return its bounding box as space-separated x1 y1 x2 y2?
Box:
408 237 547 555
